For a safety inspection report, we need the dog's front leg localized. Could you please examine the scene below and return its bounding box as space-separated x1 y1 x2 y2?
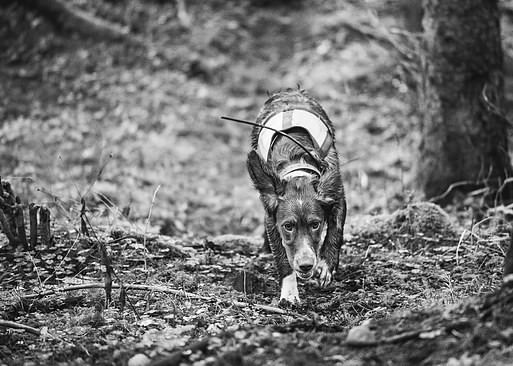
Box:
264 214 299 304
317 201 346 288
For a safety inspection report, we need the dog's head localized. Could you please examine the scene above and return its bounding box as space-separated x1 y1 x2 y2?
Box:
247 150 337 280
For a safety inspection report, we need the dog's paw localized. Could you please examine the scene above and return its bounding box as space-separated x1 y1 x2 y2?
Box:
280 273 300 305
279 295 300 307
315 260 334 288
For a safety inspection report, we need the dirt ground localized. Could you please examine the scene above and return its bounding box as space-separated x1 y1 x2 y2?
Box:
1 1 513 365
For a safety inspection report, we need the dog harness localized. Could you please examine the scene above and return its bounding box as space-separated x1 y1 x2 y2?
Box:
257 109 333 179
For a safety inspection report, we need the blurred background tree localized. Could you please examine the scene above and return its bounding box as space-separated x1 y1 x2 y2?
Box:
417 0 513 204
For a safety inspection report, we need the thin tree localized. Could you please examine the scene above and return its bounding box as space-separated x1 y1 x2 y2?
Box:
417 0 513 203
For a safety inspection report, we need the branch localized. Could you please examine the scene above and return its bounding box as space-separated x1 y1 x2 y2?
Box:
21 282 303 318
20 0 142 44
0 320 41 336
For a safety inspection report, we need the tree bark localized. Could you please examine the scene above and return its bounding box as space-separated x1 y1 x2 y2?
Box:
505 232 513 277
418 0 513 203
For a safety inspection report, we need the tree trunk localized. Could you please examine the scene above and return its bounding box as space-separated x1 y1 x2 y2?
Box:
417 0 513 203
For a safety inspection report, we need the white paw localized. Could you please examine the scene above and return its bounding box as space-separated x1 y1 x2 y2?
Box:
315 260 333 288
280 273 300 304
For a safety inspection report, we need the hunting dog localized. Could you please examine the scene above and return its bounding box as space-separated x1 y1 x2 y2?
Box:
247 89 346 304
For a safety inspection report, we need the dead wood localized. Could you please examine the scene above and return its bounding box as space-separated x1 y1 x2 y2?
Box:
0 179 30 248
0 319 41 336
0 209 17 244
19 0 136 43
15 197 28 250
39 207 52 246
0 179 55 250
29 203 38 249
21 282 304 318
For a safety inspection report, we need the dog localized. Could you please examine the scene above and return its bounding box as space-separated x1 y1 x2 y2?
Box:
247 89 346 304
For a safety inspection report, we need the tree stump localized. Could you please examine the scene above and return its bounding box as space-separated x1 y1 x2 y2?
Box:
0 178 51 250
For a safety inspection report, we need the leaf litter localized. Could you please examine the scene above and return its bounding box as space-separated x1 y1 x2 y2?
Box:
1 0 513 365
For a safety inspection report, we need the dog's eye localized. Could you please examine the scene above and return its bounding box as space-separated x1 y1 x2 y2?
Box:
310 221 321 230
283 222 295 232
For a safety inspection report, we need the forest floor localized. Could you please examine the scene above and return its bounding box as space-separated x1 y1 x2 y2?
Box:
1 1 513 365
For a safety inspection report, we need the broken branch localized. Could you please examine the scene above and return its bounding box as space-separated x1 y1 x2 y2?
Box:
21 282 303 318
21 0 138 43
0 320 41 336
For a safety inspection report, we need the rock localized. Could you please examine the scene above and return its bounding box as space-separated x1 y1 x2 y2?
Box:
128 353 151 366
346 319 376 346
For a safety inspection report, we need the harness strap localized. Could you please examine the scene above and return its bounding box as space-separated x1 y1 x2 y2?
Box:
257 109 333 161
279 163 321 180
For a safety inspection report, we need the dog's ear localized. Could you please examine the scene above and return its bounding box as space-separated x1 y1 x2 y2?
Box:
247 150 284 213
316 169 341 210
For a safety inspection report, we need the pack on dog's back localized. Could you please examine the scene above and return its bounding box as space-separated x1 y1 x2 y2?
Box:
247 89 346 304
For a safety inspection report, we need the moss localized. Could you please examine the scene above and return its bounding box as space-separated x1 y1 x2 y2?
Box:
349 201 457 241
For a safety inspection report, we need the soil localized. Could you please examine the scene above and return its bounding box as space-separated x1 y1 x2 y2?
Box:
1 1 513 365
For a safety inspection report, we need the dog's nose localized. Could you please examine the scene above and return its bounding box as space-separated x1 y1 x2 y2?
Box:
299 264 313 273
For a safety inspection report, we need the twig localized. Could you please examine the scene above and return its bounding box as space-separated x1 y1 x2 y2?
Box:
80 202 115 308
80 198 89 236
80 211 140 319
23 0 137 43
27 251 43 287
456 230 467 266
0 320 41 336
429 180 477 203
107 234 155 245
21 282 302 317
144 185 161 274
